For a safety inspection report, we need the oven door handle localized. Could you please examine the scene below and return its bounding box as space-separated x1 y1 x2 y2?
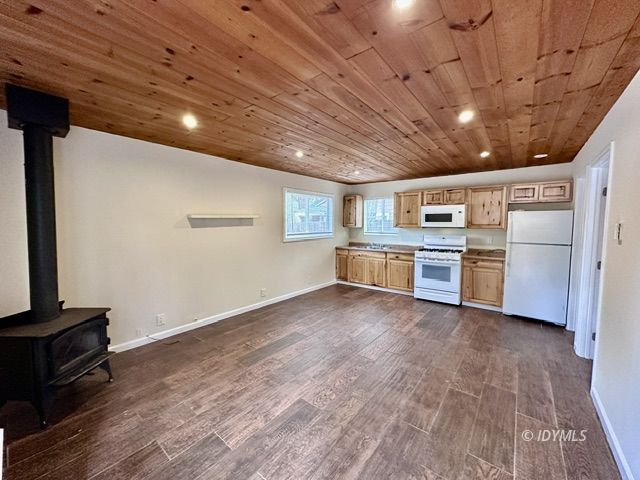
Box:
415 260 461 267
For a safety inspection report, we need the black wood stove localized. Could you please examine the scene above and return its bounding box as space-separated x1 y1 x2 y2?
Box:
0 85 113 428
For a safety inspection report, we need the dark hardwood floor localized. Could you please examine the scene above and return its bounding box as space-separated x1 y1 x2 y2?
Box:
0 285 620 479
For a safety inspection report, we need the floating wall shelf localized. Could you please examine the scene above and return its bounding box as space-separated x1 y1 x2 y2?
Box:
187 213 259 228
187 214 260 220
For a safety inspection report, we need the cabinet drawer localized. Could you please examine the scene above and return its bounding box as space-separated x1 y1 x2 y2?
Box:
336 249 349 256
386 253 415 262
349 251 386 259
463 258 504 270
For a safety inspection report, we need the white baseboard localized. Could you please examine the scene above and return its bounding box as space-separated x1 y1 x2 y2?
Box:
461 301 502 312
591 386 634 480
109 280 337 353
336 280 413 296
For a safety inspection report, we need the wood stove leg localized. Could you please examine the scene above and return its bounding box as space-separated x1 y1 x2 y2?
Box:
99 358 114 383
34 389 55 429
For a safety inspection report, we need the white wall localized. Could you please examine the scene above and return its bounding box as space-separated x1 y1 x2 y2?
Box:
571 72 640 480
348 163 573 248
0 113 348 346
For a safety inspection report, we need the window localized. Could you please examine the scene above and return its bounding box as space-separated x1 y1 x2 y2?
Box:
364 197 398 235
283 188 334 241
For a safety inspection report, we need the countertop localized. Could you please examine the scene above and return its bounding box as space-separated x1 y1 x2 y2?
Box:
336 243 420 254
463 248 506 260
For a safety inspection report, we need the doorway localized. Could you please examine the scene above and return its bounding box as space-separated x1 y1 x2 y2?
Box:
571 144 612 359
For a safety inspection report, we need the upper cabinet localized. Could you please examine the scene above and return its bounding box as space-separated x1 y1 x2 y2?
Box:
394 192 421 228
510 180 573 204
466 186 507 229
343 194 363 228
422 189 443 205
444 188 466 205
422 188 465 205
539 181 572 202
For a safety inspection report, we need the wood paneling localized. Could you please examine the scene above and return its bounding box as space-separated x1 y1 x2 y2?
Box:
0 1 638 183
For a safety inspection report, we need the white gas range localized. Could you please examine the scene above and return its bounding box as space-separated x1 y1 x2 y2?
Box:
414 235 467 305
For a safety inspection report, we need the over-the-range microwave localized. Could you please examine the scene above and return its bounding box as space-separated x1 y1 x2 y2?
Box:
420 204 466 228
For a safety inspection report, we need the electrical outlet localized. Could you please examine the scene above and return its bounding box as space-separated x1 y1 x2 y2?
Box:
260 288 267 298
156 313 166 327
135 328 143 338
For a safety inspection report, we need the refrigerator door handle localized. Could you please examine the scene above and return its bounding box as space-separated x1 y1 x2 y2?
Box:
505 245 512 277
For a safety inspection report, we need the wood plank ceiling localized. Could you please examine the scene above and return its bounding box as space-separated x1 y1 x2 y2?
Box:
1 0 639 183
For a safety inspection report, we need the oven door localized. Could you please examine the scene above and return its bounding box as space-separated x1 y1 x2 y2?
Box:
414 259 461 293
420 205 466 228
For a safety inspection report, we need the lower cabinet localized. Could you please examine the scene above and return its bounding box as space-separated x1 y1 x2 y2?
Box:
339 249 414 292
336 249 348 280
462 257 504 307
348 254 369 284
386 253 415 292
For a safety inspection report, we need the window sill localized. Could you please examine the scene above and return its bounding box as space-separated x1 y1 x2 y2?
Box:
283 234 334 243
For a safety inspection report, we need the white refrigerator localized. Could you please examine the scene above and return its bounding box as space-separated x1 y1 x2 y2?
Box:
503 210 573 325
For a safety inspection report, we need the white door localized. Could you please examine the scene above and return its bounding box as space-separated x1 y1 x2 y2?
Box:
508 210 574 245
503 243 571 324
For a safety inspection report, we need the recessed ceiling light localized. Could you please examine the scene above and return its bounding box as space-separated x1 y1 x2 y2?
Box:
354 170 361 175
182 113 198 129
458 110 474 123
392 0 414 9
480 151 490 158
533 153 549 159
295 150 304 158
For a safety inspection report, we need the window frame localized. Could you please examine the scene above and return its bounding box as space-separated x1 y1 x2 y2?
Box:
363 196 399 236
282 187 335 242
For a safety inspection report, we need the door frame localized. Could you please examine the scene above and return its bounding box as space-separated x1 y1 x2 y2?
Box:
571 143 613 359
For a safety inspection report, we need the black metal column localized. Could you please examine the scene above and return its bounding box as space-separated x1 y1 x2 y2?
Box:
23 125 60 322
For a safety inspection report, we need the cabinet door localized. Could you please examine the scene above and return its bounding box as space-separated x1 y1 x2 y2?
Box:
343 195 363 227
509 184 540 203
394 192 421 227
444 188 466 205
422 190 443 205
387 259 414 291
343 196 355 227
462 260 504 306
336 254 348 280
348 255 367 284
367 257 387 287
466 186 507 229
539 181 572 202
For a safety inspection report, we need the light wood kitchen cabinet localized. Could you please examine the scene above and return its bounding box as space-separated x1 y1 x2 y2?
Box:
466 186 507 229
394 192 421 228
343 194 363 227
462 257 504 307
336 249 348 280
539 181 572 202
509 180 572 203
509 183 540 203
386 253 415 292
367 257 387 287
444 188 466 205
422 189 443 205
347 254 368 284
347 251 387 287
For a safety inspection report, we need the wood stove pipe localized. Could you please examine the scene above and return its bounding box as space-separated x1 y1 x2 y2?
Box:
5 84 70 323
